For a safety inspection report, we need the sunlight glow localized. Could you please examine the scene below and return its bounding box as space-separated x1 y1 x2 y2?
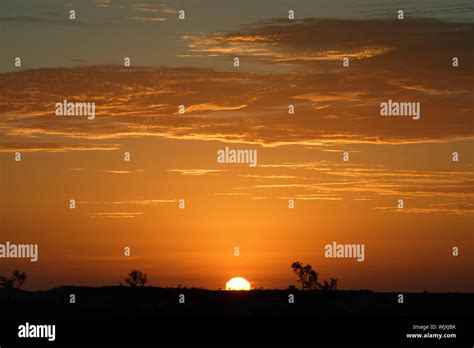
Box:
226 277 251 291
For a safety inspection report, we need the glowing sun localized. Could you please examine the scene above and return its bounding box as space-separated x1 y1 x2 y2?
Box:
226 277 251 291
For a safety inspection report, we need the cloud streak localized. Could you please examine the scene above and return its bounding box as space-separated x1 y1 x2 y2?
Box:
168 169 227 176
0 18 472 148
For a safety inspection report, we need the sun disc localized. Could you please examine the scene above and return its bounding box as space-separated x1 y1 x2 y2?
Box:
226 277 251 291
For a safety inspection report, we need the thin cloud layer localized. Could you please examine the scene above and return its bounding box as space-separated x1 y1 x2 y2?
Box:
238 161 474 216
0 18 472 149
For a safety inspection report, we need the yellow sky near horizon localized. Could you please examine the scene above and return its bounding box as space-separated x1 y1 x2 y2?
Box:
1 136 472 291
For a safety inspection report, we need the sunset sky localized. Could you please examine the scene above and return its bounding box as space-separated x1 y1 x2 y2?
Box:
0 0 472 292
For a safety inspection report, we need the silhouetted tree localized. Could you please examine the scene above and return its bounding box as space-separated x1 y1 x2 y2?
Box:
12 270 27 289
124 270 147 287
291 261 318 290
291 262 339 291
307 269 318 290
291 261 304 290
287 284 298 291
0 270 27 289
0 276 12 288
318 278 338 291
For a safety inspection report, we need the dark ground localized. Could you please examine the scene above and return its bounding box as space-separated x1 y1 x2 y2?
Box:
1 286 473 318
1 287 473 345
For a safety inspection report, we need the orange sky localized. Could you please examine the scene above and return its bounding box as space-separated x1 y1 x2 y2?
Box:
0 1 472 291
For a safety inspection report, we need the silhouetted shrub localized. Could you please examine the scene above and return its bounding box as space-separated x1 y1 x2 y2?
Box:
0 270 27 289
124 270 147 287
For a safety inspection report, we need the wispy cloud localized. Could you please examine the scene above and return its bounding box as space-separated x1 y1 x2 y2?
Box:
223 160 473 215
373 206 473 216
110 199 176 205
213 192 251 196
168 169 227 176
102 170 144 174
78 199 177 206
131 3 177 14
0 142 120 153
278 195 343 201
185 102 248 113
238 174 299 179
0 16 86 25
131 16 166 22
0 18 472 147
89 212 144 219
182 31 391 63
